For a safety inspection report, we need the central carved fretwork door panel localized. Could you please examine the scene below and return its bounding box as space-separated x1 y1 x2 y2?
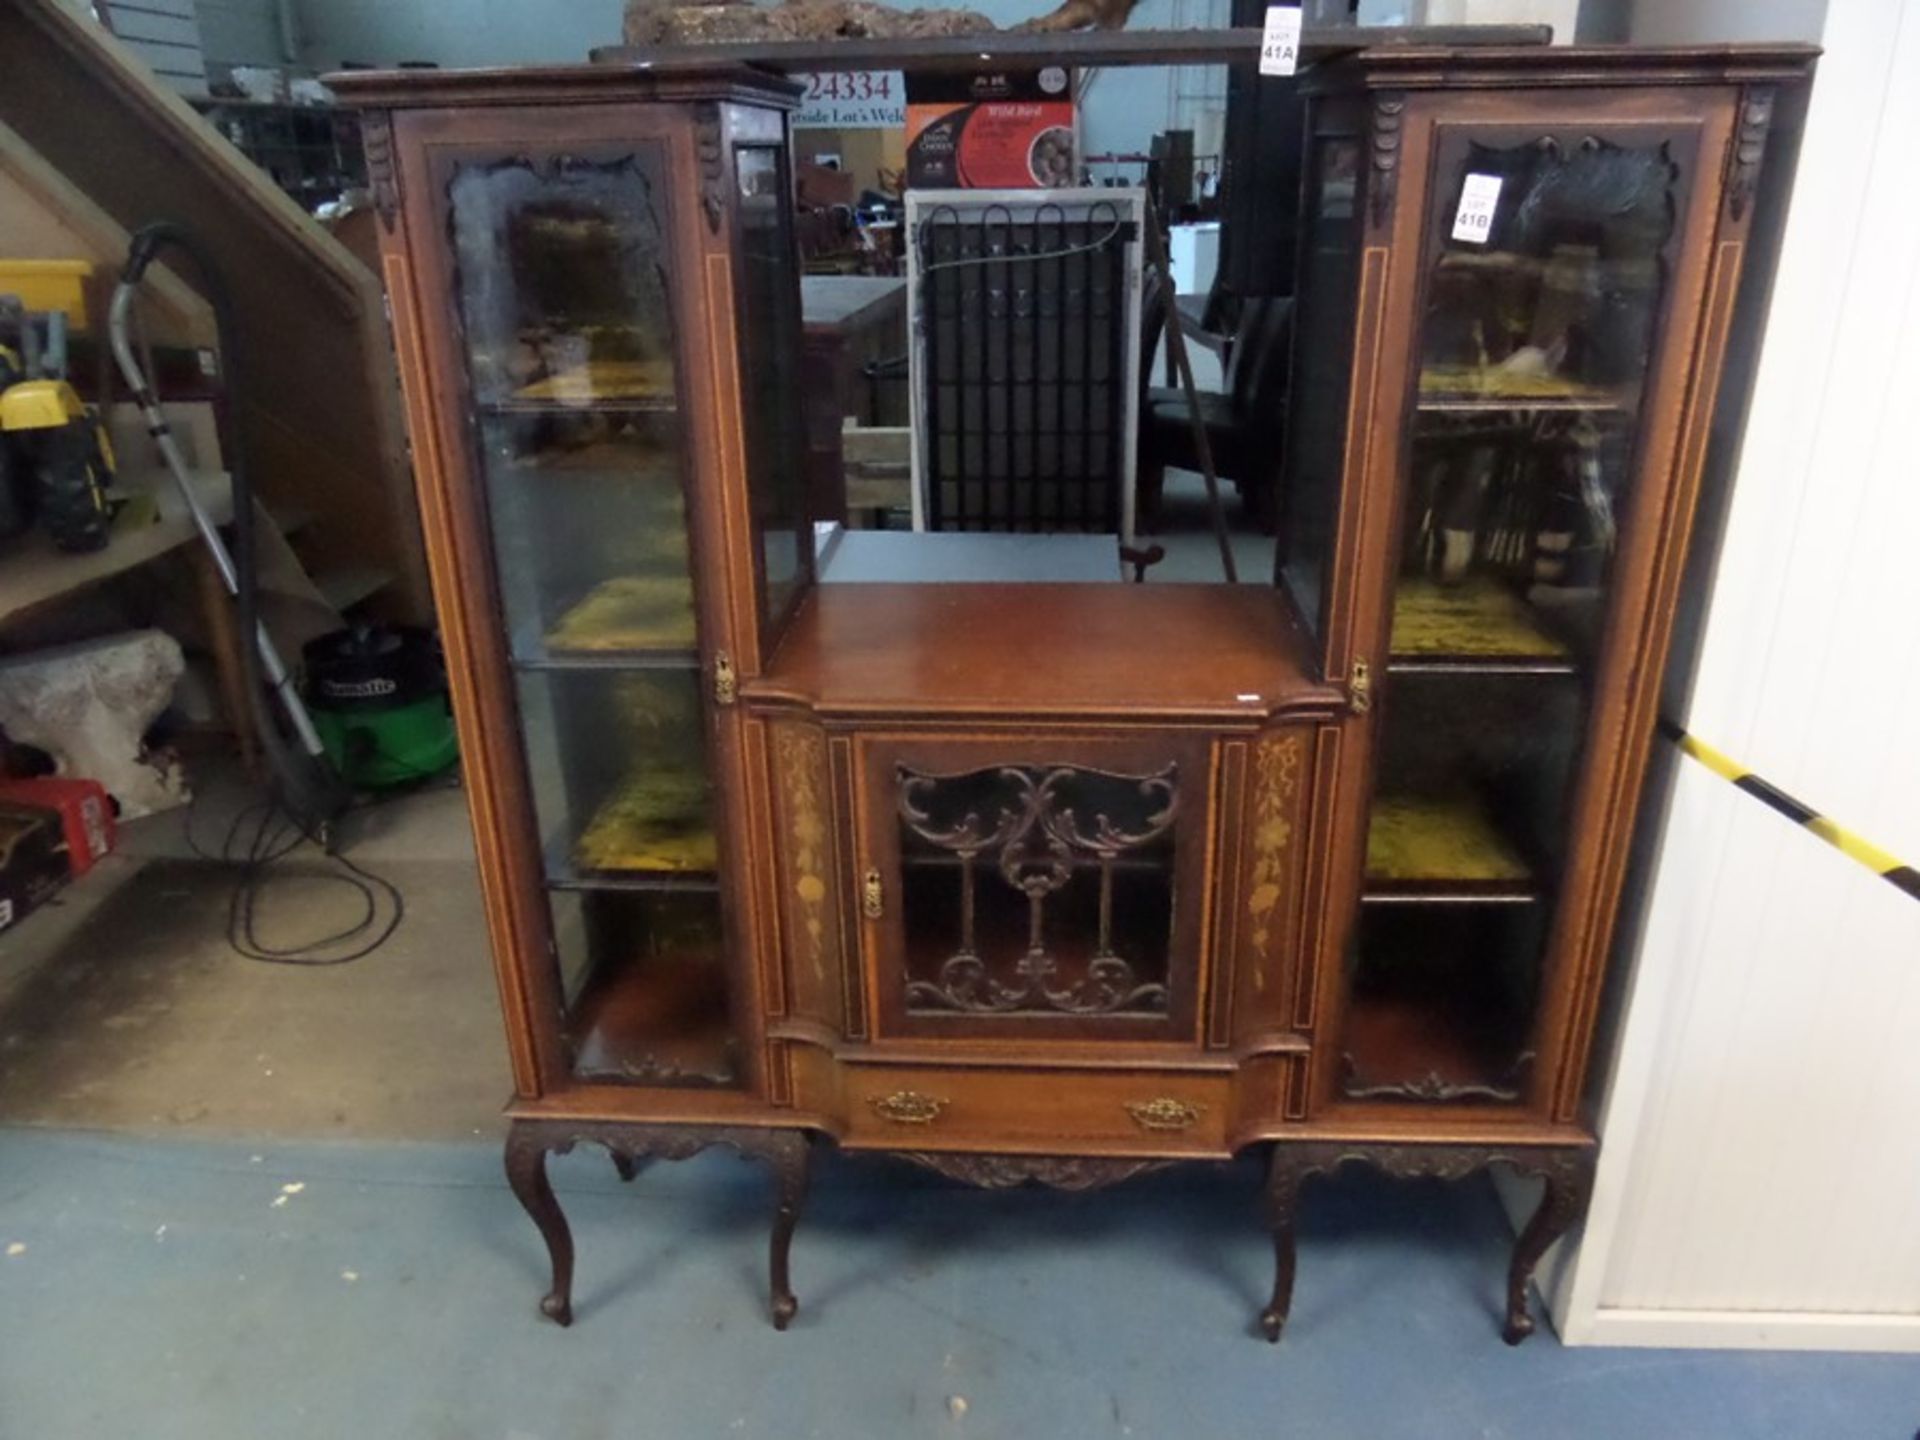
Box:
859 734 1213 1044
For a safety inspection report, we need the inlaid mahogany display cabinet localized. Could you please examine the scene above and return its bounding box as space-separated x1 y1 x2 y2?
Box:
334 39 1814 1344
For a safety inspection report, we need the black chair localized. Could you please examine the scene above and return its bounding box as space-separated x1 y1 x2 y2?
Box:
1137 295 1293 533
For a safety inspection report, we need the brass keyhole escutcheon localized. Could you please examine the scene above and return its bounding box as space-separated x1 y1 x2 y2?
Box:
1348 657 1372 715
868 1091 944 1125
862 868 883 919
1125 1097 1203 1132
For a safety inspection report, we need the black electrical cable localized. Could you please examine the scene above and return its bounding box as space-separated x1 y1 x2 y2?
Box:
229 805 404 967
177 783 408 965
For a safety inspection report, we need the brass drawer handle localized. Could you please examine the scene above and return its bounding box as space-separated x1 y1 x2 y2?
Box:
1125 1097 1204 1132
862 868 884 919
868 1090 944 1125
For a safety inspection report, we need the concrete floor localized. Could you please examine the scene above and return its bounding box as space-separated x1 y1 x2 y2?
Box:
0 767 506 1139
0 491 1914 1434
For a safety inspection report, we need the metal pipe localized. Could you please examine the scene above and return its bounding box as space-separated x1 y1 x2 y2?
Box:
107 281 327 758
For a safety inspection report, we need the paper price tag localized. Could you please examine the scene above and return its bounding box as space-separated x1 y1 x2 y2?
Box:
1259 6 1302 77
1452 173 1503 244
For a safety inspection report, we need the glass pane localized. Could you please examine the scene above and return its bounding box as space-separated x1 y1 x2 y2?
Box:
522 666 733 1090
552 889 737 1086
1278 133 1361 635
1340 134 1680 1105
448 151 679 410
446 141 741 1090
479 414 695 660
735 145 811 630
1340 906 1545 1104
517 669 716 881
895 763 1176 1020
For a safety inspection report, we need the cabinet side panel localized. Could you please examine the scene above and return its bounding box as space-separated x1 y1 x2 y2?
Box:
1208 740 1248 1049
1295 721 1344 1037
767 720 847 1035
379 236 551 1097
1228 729 1311 1050
829 733 868 1040
1548 102 1754 1121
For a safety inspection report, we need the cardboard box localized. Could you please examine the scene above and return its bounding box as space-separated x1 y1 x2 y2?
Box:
0 801 70 935
906 68 1076 190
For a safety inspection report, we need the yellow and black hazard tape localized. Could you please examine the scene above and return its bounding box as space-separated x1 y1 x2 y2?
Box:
1659 718 1920 903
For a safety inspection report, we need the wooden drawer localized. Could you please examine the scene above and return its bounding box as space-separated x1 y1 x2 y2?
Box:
799 1054 1233 1155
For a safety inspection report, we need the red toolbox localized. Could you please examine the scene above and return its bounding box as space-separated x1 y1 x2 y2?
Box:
0 777 114 877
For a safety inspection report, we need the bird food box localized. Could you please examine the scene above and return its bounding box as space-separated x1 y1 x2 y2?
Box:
906 67 1076 189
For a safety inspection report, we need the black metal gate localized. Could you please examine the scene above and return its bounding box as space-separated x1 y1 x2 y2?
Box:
913 199 1134 533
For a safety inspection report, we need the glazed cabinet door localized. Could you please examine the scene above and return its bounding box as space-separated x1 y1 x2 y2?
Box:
387 104 778 1096
1309 87 1745 1118
853 732 1217 1047
730 138 814 652
1276 103 1364 648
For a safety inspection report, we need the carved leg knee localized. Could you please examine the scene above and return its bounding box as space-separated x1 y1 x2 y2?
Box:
504 1125 576 1327
1502 1151 1596 1345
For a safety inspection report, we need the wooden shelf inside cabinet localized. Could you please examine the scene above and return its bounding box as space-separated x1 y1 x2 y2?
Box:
1364 792 1538 903
545 844 721 895
1414 394 1636 416
1339 989 1529 1103
479 397 680 418
489 435 685 477
530 577 699 658
478 357 680 414
511 631 701 672
570 952 736 1087
1416 369 1639 416
1388 577 1577 675
556 776 720 879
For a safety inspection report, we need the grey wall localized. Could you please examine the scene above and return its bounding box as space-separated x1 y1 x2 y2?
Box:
198 0 288 64
297 0 642 68
1572 0 1629 42
1620 0 1825 43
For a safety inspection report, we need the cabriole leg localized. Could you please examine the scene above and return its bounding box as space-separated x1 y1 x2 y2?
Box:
1502 1150 1597 1345
1259 1143 1309 1342
768 1132 812 1331
504 1123 575 1327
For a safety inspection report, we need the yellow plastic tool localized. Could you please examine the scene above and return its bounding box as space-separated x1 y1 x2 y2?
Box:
0 260 93 330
